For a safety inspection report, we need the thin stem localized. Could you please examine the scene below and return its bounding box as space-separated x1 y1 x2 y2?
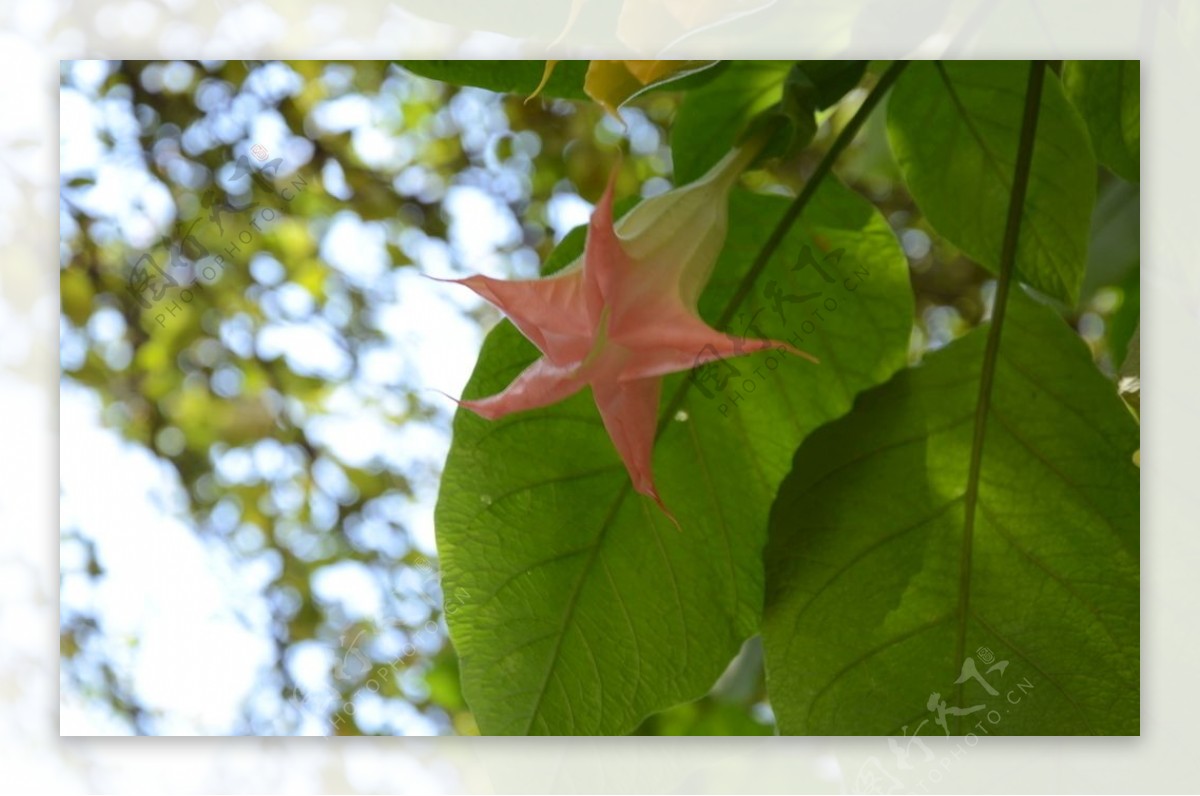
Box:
714 60 909 331
954 60 1047 728
655 60 908 436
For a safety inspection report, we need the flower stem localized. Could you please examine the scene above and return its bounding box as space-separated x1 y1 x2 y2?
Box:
714 59 909 330
953 59 1046 727
654 60 908 436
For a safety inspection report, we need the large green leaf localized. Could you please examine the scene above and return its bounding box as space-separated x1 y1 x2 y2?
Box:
1063 60 1140 182
435 181 913 734
887 61 1097 304
763 287 1139 735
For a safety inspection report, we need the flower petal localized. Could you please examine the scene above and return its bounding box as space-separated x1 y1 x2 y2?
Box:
591 371 679 527
616 308 818 382
610 145 759 314
457 356 589 420
432 270 596 365
583 164 636 311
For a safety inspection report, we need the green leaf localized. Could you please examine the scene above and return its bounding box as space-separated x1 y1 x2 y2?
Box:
672 61 868 185
763 287 1139 735
1063 60 1140 182
759 61 871 162
796 60 869 110
435 181 913 735
636 698 774 735
887 61 1097 304
1080 178 1139 302
671 61 792 184
397 60 589 100
1108 267 1140 367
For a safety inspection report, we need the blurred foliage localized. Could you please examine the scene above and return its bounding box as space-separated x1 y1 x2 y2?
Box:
58 60 1137 735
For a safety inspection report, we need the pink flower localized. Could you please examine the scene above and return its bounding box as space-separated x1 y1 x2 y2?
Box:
442 145 816 524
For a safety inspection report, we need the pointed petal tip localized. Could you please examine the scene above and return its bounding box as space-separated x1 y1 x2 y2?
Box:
654 496 683 532
660 505 683 533
424 273 505 310
427 387 509 421
429 387 482 416
422 273 467 287
423 272 498 291
597 156 623 210
772 340 820 365
527 60 558 103
634 481 682 531
426 387 460 405
457 397 507 421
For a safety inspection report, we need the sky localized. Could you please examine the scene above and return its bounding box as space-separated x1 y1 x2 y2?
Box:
57 60 609 735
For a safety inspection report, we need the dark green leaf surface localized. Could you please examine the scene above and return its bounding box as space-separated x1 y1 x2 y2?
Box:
763 288 1139 735
1063 60 1140 182
887 61 1097 304
1080 179 1139 303
796 60 869 110
671 61 792 184
436 181 912 734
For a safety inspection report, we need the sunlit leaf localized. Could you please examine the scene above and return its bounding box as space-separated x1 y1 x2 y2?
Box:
1063 60 1140 182
763 288 1139 735
887 61 1097 304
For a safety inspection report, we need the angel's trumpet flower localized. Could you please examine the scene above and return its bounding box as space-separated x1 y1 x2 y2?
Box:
441 141 816 523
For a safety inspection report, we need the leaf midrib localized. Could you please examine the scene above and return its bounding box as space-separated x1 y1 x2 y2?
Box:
934 61 1012 186
520 478 631 734
933 61 1071 303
